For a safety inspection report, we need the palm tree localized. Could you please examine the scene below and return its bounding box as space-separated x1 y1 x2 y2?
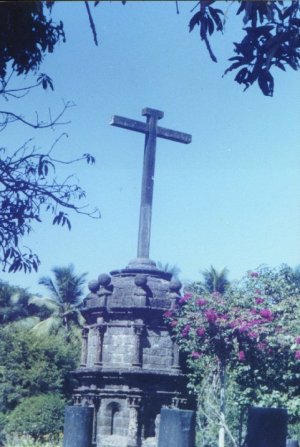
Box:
0 280 41 327
201 266 230 295
30 264 87 336
156 261 181 279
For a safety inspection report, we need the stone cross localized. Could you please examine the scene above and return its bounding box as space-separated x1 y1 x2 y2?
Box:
110 107 192 258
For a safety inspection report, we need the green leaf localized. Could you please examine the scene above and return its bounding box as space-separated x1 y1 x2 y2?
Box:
258 69 274 96
189 11 201 33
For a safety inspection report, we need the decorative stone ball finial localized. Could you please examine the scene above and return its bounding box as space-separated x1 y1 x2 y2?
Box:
169 279 182 293
88 280 100 294
134 274 148 288
98 273 111 287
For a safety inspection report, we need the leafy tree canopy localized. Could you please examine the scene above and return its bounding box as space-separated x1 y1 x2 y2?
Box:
189 0 300 96
0 139 98 273
0 2 65 81
5 394 65 440
0 1 299 96
0 325 80 413
0 2 100 274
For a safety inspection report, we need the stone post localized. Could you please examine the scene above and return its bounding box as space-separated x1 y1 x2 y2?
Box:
80 328 89 367
287 441 299 447
94 325 106 366
63 406 93 447
247 407 287 447
158 408 196 447
132 325 144 367
77 393 100 446
127 397 141 447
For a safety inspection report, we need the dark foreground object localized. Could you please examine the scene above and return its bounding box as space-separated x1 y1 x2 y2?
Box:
247 407 287 447
63 405 93 447
158 408 195 447
287 441 299 447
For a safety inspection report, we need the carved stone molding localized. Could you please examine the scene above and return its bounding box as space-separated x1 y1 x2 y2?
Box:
94 324 107 366
171 338 180 370
132 325 144 367
127 397 142 447
80 327 89 367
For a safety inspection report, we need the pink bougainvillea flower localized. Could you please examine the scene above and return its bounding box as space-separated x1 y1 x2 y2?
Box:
255 297 264 304
183 293 192 300
179 293 192 305
196 298 207 306
248 331 258 339
170 320 178 327
295 350 300 360
260 309 273 321
218 313 229 321
257 342 267 351
295 336 300 345
204 309 218 323
163 310 173 318
238 323 248 333
191 351 202 359
238 351 245 361
182 325 191 337
197 327 206 337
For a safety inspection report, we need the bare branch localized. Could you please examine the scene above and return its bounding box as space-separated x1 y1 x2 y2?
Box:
85 1 99 46
0 101 73 130
0 139 100 273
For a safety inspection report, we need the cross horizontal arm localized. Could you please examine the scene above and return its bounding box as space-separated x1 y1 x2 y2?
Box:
110 115 147 134
110 115 192 144
156 126 192 144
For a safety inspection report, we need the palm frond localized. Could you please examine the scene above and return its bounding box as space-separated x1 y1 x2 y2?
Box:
38 276 61 302
13 316 41 329
29 296 60 312
31 316 61 335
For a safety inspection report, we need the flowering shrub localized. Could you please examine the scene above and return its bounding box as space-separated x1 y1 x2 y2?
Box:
164 264 300 445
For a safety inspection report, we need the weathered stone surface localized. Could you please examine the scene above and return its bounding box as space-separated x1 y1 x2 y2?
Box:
73 259 195 447
158 408 196 447
63 406 93 447
287 441 299 447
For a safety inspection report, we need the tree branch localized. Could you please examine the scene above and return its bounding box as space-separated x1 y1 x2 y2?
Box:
85 1 98 46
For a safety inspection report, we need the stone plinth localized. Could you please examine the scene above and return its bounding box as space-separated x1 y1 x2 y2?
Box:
72 259 195 447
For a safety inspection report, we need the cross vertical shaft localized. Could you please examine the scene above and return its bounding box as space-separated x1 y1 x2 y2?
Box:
110 107 192 259
137 109 163 258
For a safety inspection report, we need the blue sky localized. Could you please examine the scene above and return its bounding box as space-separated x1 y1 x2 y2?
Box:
1 1 299 295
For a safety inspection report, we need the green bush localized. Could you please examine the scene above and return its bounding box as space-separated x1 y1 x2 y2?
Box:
3 434 62 447
0 326 80 412
5 394 65 439
0 412 7 445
